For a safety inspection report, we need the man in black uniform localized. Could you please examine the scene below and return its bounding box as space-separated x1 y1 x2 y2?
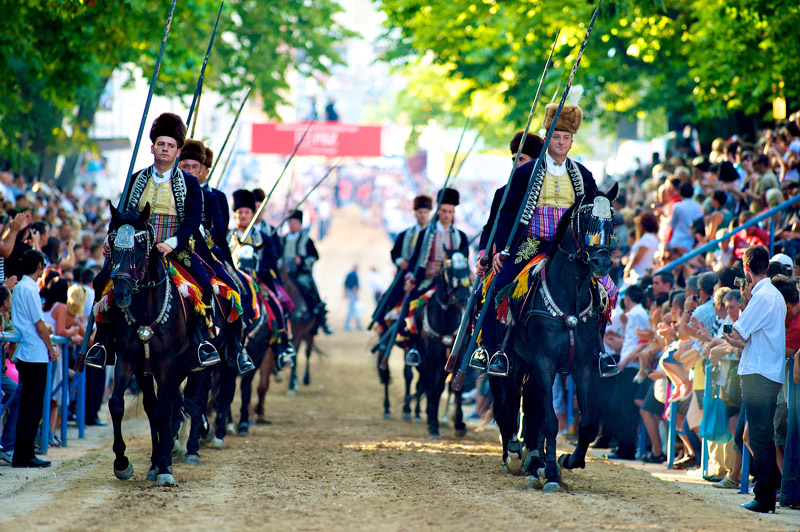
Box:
86 113 219 369
391 195 432 271
281 209 332 335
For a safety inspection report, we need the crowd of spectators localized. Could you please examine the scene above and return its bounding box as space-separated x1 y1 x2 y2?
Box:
591 110 800 511
0 172 111 467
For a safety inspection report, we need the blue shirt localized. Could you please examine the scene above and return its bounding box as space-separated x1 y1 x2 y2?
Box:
11 275 48 363
669 198 704 250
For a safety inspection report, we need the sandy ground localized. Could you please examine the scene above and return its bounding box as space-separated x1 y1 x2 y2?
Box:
2 206 798 532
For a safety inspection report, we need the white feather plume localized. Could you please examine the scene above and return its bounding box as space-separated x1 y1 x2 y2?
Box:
567 85 584 107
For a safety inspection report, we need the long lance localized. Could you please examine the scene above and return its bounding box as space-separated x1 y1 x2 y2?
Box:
368 115 473 331
77 0 178 373
118 0 178 211
175 0 224 171
276 160 340 227
377 112 471 367
452 2 603 392
444 29 560 374
190 91 202 137
208 87 252 187
452 121 488 179
241 120 315 240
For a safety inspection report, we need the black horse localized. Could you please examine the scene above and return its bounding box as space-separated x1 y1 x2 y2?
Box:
490 184 618 492
416 250 471 438
104 204 194 486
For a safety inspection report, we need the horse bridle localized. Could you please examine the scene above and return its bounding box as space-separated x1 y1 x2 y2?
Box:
110 223 164 293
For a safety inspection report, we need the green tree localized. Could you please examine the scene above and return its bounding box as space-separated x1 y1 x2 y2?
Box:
374 0 800 144
0 0 351 187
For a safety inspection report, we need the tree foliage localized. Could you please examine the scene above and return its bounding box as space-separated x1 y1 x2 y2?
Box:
0 0 351 182
375 0 800 143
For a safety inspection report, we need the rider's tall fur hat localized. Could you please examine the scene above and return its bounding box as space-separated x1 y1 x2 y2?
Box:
204 147 214 168
437 187 459 206
413 195 433 211
232 189 256 212
543 86 584 135
149 112 187 148
180 139 206 165
288 209 304 223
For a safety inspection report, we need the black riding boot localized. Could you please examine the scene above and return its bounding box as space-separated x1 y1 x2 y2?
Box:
274 335 296 371
86 321 116 368
231 333 256 375
316 302 333 335
597 322 621 377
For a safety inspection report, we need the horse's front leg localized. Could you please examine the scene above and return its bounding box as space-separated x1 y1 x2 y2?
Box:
453 387 466 437
302 337 312 386
137 372 160 481
525 356 560 492
489 374 523 474
560 363 598 470
153 368 181 485
110 361 134 480
402 363 413 420
182 370 206 465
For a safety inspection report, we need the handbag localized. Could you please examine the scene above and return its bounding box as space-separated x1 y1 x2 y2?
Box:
719 359 742 408
699 380 733 444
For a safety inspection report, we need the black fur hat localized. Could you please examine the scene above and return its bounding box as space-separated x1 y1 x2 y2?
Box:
288 209 303 222
149 112 186 148
232 189 256 212
437 187 459 206
204 147 214 168
413 195 433 210
181 139 206 164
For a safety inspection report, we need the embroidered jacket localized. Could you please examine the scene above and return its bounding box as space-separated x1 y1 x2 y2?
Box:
406 223 469 283
124 165 204 253
391 225 424 267
281 230 319 275
493 157 596 257
227 228 275 282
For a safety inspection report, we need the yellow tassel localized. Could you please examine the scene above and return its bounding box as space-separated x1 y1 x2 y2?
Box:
476 329 482 345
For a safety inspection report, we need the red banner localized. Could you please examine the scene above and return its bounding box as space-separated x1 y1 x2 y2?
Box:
251 122 382 157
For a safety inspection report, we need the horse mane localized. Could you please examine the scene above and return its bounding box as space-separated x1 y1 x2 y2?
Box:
547 198 582 259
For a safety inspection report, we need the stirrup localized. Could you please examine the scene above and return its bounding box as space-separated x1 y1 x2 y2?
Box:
85 343 107 369
468 346 489 371
405 348 421 367
276 345 296 370
236 351 256 375
196 341 221 370
598 352 621 378
487 351 509 377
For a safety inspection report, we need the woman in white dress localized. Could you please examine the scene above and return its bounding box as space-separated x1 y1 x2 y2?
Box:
623 211 660 286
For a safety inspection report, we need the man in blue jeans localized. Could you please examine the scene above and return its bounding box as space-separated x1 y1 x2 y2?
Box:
0 372 20 463
343 265 361 331
724 245 786 513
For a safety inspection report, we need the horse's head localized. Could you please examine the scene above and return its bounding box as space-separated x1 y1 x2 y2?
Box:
108 202 155 308
440 250 471 308
576 182 618 279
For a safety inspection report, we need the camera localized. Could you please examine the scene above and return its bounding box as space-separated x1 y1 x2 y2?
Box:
722 324 733 335
734 277 745 289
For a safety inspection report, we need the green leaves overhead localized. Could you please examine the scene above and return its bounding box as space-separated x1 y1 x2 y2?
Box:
0 0 351 178
375 0 800 139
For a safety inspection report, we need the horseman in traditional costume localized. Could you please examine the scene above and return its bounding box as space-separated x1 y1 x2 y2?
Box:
281 209 333 335
86 112 220 369
177 139 255 374
474 97 620 377
398 188 469 366
227 190 295 369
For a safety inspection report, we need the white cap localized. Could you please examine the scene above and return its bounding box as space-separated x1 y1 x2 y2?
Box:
771 253 793 269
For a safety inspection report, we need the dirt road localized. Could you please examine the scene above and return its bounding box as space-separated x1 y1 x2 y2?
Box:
2 207 797 531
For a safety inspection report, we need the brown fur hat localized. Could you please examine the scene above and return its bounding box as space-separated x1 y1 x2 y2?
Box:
204 147 214 168
543 103 582 135
180 139 206 164
413 195 433 210
150 112 187 148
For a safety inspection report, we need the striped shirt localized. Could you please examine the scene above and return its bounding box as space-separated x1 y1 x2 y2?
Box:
526 206 569 240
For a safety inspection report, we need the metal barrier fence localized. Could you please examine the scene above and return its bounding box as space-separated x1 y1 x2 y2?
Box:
0 332 86 455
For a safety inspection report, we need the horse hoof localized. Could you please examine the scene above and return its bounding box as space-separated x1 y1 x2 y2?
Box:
543 482 561 494
146 469 157 481
383 412 392 420
429 432 441 440
503 464 509 475
255 417 272 425
226 422 235 435
237 423 249 436
506 454 524 476
287 389 298 397
401 412 412 422
114 461 134 480
303 375 310 386
171 437 181 455
524 475 543 490
413 416 423 424
212 437 225 449
184 454 201 466
156 474 177 486
454 428 467 438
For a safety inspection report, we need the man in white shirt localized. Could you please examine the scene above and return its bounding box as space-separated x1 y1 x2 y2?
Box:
724 245 785 513
11 250 58 468
608 285 650 459
668 182 703 251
